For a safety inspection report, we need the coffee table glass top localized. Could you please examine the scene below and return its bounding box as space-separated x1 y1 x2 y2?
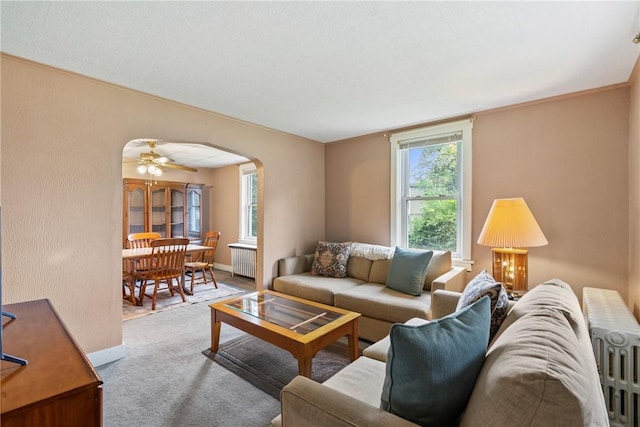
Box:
224 292 343 334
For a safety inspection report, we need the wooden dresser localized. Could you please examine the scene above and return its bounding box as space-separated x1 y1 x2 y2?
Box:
1 299 103 426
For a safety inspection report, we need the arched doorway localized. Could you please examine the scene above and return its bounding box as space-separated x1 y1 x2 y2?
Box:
120 138 263 319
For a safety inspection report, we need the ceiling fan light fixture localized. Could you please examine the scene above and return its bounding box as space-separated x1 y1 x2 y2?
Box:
148 164 162 176
137 164 148 174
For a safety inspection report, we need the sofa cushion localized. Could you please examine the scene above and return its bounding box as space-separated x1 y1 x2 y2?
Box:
346 256 373 282
362 317 429 362
368 259 391 285
380 297 491 426
272 273 364 306
311 241 352 278
456 269 508 341
423 250 451 290
335 283 431 324
385 247 433 296
461 280 609 427
322 356 388 408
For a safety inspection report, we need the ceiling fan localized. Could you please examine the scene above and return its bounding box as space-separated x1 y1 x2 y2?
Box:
135 140 197 177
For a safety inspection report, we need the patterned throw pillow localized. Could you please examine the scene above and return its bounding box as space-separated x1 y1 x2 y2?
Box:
310 241 352 278
456 269 509 341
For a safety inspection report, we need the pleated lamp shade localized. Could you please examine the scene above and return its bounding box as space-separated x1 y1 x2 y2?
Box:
477 198 548 248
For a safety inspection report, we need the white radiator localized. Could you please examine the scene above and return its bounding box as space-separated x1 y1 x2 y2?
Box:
229 243 257 278
583 287 640 427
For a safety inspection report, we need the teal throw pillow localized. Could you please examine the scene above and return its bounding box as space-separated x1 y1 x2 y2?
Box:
385 247 433 296
380 297 491 426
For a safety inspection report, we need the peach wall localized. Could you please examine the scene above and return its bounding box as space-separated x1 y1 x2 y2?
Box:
473 88 629 302
208 165 241 267
629 56 640 320
325 134 390 244
1 55 324 354
326 87 630 303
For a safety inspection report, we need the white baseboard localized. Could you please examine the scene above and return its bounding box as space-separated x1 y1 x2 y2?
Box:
214 263 233 273
87 343 127 367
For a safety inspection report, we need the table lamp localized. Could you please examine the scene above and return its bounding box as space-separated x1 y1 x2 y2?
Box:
477 198 548 292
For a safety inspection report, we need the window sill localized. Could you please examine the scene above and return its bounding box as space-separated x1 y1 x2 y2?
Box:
452 258 474 272
232 241 257 250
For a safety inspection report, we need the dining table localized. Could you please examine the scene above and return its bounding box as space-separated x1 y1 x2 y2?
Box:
122 243 210 299
122 243 210 261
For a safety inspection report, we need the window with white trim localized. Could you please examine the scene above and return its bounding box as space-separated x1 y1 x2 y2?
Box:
390 119 473 265
239 163 257 244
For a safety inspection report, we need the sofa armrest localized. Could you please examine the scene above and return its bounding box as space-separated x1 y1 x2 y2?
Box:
430 288 518 320
278 254 314 276
431 289 463 319
280 376 418 427
430 266 466 294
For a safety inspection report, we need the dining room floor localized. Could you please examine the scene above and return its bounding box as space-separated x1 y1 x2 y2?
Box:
122 269 256 320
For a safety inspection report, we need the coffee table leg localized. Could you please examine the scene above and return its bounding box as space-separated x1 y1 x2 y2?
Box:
211 309 221 352
347 320 360 362
297 356 312 378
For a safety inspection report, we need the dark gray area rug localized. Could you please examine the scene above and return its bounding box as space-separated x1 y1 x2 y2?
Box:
203 334 352 400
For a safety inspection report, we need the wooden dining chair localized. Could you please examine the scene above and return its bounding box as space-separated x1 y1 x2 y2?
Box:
135 237 189 310
122 271 137 306
123 232 161 303
127 232 161 248
126 232 160 269
184 231 220 294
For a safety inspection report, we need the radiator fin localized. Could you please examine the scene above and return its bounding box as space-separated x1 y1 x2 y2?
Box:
229 244 257 279
584 287 640 427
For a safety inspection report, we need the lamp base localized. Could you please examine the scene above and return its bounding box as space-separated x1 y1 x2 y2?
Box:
491 248 528 292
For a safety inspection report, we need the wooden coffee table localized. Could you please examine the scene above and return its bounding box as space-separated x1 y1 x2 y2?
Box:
209 290 360 378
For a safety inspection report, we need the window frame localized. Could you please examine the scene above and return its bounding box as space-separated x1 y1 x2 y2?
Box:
238 162 258 245
390 119 473 269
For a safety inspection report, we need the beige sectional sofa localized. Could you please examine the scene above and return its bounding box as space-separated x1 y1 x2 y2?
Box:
272 279 608 427
272 243 467 342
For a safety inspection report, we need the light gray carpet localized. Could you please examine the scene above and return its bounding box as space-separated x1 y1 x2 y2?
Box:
97 278 281 427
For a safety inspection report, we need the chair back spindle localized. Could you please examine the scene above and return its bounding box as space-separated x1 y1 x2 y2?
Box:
136 237 189 310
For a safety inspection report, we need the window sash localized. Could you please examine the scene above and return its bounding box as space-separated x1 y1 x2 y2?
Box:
400 141 462 255
239 163 257 243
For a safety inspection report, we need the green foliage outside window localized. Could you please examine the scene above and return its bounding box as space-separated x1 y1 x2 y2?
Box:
407 142 458 252
408 200 457 251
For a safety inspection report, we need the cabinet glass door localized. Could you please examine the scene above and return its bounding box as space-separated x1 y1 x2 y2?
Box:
127 186 146 236
188 189 201 240
170 188 185 238
150 187 167 237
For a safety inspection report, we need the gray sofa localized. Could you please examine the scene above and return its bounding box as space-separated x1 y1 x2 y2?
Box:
272 279 609 427
272 243 467 342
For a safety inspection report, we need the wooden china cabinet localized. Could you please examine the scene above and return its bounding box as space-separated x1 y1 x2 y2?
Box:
122 179 203 247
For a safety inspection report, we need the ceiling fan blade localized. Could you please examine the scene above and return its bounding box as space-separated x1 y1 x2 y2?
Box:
162 163 198 172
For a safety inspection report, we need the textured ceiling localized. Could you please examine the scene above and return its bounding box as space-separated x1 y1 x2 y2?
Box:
122 140 249 170
2 1 640 147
